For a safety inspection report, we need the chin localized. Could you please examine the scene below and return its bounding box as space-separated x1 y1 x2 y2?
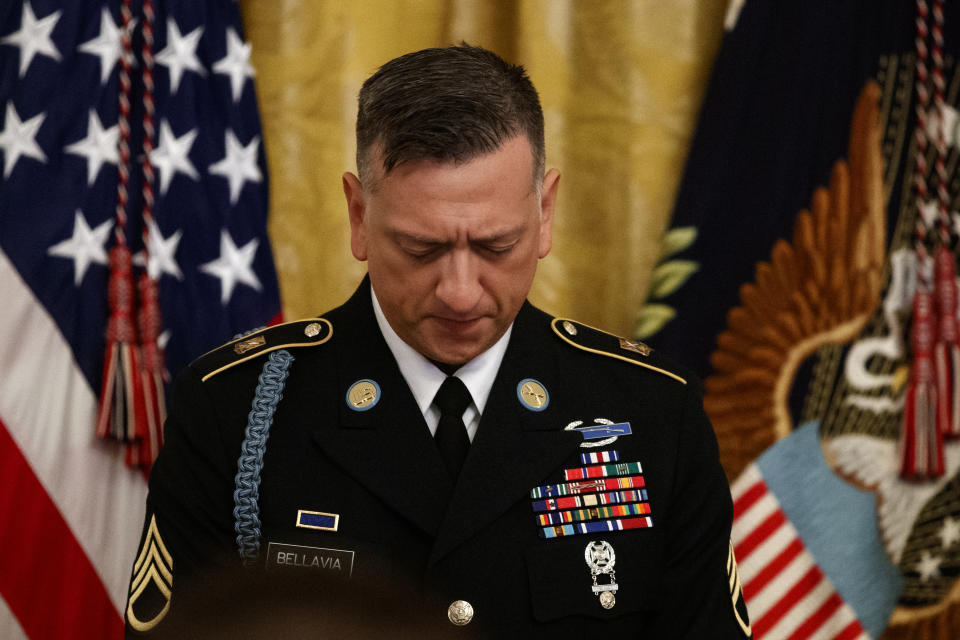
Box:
425 341 483 368
431 350 476 368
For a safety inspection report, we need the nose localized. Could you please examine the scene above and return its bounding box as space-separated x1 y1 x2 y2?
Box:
435 248 483 315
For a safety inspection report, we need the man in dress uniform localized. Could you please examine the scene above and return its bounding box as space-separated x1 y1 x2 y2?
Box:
125 44 752 638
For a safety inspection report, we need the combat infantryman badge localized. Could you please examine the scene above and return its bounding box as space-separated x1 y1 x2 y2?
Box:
584 540 618 609
565 418 632 448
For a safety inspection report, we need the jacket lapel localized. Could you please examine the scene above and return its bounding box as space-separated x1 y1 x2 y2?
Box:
428 303 582 565
311 279 453 537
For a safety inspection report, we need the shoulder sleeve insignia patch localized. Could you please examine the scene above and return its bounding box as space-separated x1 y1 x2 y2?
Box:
550 318 686 385
193 318 333 382
126 514 173 632
727 540 753 638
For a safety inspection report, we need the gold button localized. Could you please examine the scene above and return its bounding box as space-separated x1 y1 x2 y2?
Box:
304 322 322 337
447 600 474 626
563 320 577 335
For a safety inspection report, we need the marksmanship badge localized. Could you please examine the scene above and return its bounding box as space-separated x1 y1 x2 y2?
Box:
584 540 618 609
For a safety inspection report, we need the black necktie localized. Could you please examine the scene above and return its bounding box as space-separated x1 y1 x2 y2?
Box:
433 376 472 479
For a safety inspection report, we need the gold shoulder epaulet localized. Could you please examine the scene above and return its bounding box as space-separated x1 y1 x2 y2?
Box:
550 317 687 385
193 318 333 382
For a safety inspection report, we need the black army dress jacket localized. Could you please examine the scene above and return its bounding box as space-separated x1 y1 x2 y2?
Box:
125 278 752 638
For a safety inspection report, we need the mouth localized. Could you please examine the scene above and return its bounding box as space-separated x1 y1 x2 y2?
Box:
431 316 486 333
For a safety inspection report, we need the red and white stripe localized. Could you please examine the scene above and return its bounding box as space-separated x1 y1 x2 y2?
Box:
0 250 147 637
731 465 869 640
0 588 27 640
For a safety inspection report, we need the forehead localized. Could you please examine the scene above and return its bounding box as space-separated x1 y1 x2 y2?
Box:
367 136 535 193
366 136 538 225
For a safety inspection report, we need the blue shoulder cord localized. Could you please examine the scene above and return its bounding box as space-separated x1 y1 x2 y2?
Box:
233 349 294 566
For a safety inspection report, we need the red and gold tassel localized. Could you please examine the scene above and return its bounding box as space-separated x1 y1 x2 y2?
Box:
130 0 165 471
135 273 166 469
929 0 960 440
901 288 945 478
933 246 960 438
96 246 147 443
901 0 945 480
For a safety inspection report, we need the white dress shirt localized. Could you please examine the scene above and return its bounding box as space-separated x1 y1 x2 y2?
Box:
371 287 512 442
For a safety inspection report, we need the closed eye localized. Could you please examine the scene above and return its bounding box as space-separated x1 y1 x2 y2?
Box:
393 232 448 260
476 241 518 256
403 244 445 260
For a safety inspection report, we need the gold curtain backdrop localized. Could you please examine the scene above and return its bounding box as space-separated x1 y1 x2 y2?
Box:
239 0 728 336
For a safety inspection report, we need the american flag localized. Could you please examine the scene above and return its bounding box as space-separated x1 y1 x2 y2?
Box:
729 423 907 639
0 0 281 637
732 466 868 639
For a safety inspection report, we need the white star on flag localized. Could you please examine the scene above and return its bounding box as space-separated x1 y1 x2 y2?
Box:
47 210 113 286
940 516 960 549
0 101 46 178
133 218 183 280
209 130 262 205
213 28 254 102
0 1 62 77
77 8 131 86
150 120 199 195
64 110 118 186
915 550 942 583
200 230 262 304
155 19 205 94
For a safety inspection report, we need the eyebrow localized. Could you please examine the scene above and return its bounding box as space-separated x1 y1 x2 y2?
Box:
391 225 527 247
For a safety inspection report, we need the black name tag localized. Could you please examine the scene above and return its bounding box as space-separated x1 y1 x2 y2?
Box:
266 542 355 577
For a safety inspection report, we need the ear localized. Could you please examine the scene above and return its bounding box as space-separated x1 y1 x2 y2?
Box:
343 172 368 261
537 169 560 259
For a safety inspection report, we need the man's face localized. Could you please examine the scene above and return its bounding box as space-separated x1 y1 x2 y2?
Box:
343 135 559 367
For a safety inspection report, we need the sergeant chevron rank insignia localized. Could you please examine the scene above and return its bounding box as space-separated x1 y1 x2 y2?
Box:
728 541 753 637
126 515 173 632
